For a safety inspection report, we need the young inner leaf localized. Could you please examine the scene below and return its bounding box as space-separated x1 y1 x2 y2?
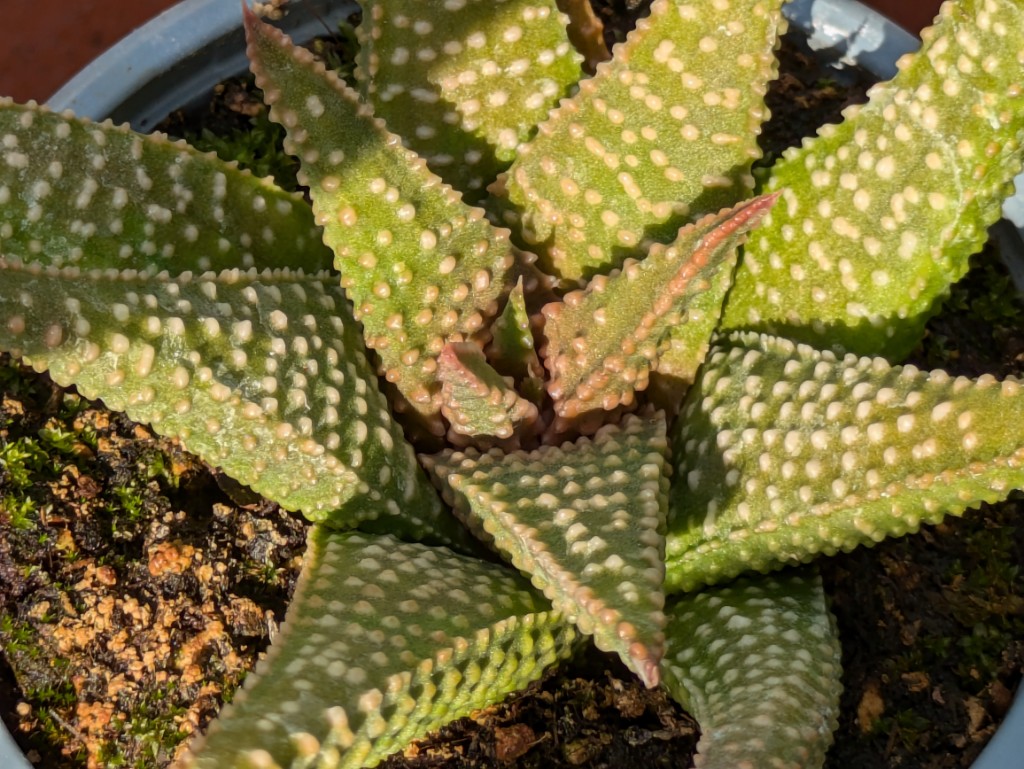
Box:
438 341 539 448
541 194 776 433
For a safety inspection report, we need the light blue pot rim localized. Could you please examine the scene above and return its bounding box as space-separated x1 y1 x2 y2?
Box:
49 0 360 132
0 1 1013 768
49 0 913 125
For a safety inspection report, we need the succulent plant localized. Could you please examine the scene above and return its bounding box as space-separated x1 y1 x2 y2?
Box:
2 0 1024 766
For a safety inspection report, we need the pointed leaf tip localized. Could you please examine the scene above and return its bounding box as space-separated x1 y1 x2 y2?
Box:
486 277 547 404
424 412 670 686
438 341 540 448
542 194 777 433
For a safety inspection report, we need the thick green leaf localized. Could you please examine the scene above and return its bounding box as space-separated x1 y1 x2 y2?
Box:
244 11 518 433
486 277 546 404
540 195 774 433
722 0 1024 357
0 259 460 541
663 568 842 769
423 412 669 686
667 331 1024 592
0 99 330 274
494 0 787 283
438 341 539 447
356 0 581 201
177 529 577 769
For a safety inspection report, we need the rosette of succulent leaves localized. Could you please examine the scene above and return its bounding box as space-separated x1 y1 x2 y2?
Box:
2 0 1024 765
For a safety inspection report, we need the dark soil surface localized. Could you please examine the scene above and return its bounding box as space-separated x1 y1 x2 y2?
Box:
2 2 1023 768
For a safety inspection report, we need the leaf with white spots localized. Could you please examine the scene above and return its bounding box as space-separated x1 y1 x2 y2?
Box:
663 568 842 769
356 0 582 202
485 277 546 404
0 258 476 546
493 0 787 283
541 196 775 434
422 412 669 687
438 341 539 448
245 11 519 434
666 331 1024 593
721 0 1024 358
177 529 578 769
0 99 331 274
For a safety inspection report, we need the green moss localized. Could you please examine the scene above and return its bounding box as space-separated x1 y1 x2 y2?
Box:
0 438 52 489
172 16 359 193
0 614 81 762
2 494 36 530
98 684 191 769
184 111 299 192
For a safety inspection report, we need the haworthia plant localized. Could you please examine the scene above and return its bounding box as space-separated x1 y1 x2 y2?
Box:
1 0 1023 767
